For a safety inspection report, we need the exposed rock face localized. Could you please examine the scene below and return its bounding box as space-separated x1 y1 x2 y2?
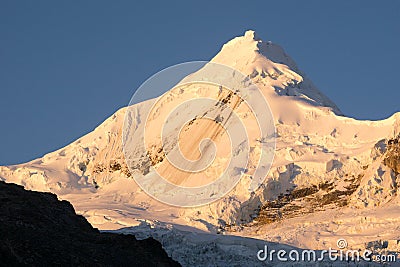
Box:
253 177 360 225
384 135 400 174
0 181 180 266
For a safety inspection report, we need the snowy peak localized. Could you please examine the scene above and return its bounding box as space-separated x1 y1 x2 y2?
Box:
211 30 342 115
243 29 261 40
211 30 292 76
212 30 299 74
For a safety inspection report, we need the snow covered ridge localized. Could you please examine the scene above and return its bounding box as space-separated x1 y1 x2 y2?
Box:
122 61 276 207
1 30 400 265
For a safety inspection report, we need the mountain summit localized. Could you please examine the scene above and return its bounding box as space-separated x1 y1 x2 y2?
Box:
212 30 342 115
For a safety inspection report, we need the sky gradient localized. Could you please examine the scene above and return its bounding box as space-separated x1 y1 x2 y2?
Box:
1 0 399 165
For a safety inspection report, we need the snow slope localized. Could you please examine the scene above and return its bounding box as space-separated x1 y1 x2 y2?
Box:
1 30 399 265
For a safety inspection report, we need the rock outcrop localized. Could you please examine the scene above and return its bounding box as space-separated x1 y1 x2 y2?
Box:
384 135 400 174
0 181 180 266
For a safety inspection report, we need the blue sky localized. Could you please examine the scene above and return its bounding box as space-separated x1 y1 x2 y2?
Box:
1 0 399 165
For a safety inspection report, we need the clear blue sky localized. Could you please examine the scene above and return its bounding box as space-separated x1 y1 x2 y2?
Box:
1 0 399 165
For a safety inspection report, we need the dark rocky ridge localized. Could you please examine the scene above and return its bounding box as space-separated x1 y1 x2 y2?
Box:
0 181 180 266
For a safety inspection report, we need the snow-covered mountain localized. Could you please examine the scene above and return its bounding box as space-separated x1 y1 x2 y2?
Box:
1 30 399 264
